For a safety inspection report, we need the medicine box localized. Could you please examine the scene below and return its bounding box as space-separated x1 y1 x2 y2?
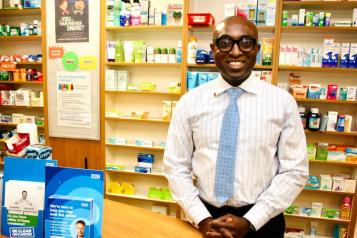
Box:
11 113 23 124
266 0 276 26
332 177 344 192
340 43 350 68
0 91 15 105
346 86 356 101
349 43 357 68
117 70 129 90
320 174 332 190
15 89 31 106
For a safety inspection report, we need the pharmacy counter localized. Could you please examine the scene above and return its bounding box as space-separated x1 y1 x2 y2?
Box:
103 199 201 238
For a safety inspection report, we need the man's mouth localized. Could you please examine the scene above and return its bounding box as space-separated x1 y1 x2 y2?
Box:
226 60 246 69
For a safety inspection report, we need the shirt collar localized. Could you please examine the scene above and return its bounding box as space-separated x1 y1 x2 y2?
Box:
214 73 259 97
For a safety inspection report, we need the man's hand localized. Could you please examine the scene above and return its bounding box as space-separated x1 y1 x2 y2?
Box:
198 217 223 238
210 214 251 238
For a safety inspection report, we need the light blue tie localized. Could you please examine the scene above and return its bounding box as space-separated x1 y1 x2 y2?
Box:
214 87 244 204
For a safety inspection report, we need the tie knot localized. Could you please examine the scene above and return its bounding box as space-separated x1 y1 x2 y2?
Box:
227 87 244 100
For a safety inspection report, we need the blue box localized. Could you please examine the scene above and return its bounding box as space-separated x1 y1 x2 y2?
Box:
137 153 154 164
23 0 41 8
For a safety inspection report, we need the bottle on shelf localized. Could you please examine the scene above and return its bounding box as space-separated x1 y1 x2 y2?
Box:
130 0 141 26
340 196 352 220
187 36 197 64
307 108 321 131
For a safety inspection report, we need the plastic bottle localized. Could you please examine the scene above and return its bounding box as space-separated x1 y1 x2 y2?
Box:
161 9 167 26
299 106 307 129
130 0 141 26
176 41 182 63
187 36 197 64
307 108 321 131
340 196 352 220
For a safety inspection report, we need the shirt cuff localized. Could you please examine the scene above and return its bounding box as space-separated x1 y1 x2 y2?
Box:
185 196 212 225
243 203 271 231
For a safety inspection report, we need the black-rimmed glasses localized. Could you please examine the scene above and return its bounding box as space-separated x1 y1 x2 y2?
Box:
215 35 257 53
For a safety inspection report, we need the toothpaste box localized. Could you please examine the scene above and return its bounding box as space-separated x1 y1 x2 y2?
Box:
331 43 340 67
25 145 52 160
349 43 357 68
340 43 350 68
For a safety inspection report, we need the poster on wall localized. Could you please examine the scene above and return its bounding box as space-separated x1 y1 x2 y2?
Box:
57 71 92 128
55 0 89 43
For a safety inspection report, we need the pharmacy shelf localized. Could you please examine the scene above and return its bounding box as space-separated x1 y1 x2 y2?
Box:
0 8 41 16
281 26 357 34
15 62 42 66
106 169 166 178
105 90 181 96
0 123 44 128
285 214 350 224
282 1 357 10
295 98 357 105
305 130 357 137
0 35 42 41
106 116 170 124
188 25 275 33
0 81 43 85
106 25 183 32
106 192 176 204
309 160 357 167
106 62 182 68
279 66 357 73
0 105 43 109
303 188 355 196
187 64 273 70
106 143 165 151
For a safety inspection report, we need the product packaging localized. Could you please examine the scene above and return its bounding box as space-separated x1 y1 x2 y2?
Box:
316 143 328 160
326 111 338 131
107 42 116 62
346 86 356 101
327 84 338 100
320 174 332 190
117 70 129 90
248 0 257 23
224 4 236 18
349 43 357 68
340 43 350 68
167 4 183 25
262 38 274 66
266 0 276 26
25 144 52 160
105 70 118 91
257 0 267 25
140 0 149 25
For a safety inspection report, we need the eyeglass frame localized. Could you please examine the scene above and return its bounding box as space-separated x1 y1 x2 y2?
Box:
214 35 258 53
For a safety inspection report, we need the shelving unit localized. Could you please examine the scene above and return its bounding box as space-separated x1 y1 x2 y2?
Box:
106 169 166 178
106 192 176 205
0 3 48 161
101 0 357 236
105 143 165 151
277 1 357 237
106 116 170 124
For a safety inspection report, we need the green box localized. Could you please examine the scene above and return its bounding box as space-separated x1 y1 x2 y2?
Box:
307 144 317 160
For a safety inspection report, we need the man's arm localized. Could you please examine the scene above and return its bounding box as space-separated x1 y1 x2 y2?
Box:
243 95 309 231
163 96 212 226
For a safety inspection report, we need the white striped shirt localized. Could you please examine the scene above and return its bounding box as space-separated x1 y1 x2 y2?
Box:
163 73 308 230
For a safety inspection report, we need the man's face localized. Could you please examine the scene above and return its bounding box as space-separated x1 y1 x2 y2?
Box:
211 18 260 86
22 192 27 200
76 223 85 237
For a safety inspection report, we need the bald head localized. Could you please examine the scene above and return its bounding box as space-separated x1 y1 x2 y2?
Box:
213 16 258 42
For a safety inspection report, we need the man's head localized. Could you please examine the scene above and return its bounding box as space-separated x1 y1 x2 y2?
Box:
22 191 27 200
76 220 85 237
210 16 260 87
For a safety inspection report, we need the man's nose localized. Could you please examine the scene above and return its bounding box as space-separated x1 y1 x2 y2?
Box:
229 43 243 57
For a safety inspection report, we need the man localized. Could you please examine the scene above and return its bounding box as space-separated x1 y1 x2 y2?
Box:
75 220 85 238
163 16 308 238
14 191 33 207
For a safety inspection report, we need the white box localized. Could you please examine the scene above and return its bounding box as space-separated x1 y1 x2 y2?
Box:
248 0 257 22
30 91 43 107
0 91 15 105
140 0 149 25
117 70 129 90
266 0 276 26
286 45 293 65
343 180 356 193
15 89 31 106
279 45 286 65
23 115 36 124
353 8 357 27
105 70 118 91
349 43 357 68
311 202 323 217
332 177 344 192
224 4 236 18
347 87 356 101
0 0 3 9
299 9 305 26
11 114 24 124
291 46 298 65
320 174 332 190
326 111 338 131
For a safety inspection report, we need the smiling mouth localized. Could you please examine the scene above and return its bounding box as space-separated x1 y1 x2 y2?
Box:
226 60 246 69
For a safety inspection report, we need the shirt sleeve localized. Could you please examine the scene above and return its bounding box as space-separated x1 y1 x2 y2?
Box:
243 94 309 231
163 96 212 225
